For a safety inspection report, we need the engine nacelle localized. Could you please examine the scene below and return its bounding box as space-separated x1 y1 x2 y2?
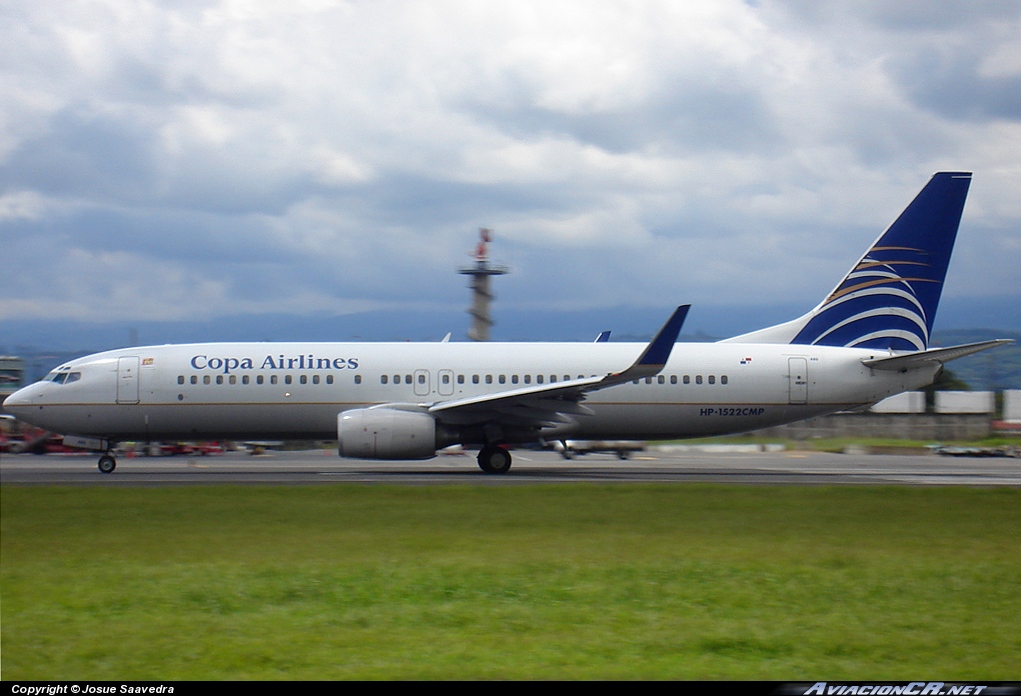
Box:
337 408 439 460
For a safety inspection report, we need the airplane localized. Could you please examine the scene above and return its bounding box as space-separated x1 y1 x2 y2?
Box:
2 172 1012 474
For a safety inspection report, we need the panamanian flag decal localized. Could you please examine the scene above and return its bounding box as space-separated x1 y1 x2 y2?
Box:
740 357 752 365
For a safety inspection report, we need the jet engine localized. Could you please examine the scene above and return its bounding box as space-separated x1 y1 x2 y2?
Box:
337 407 441 460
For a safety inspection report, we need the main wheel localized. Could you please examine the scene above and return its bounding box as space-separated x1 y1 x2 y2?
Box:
98 454 117 474
477 446 512 474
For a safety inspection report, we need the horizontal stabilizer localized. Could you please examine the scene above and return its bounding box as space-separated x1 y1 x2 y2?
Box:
861 339 1014 371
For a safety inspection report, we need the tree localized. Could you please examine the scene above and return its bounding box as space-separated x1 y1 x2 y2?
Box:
923 367 970 410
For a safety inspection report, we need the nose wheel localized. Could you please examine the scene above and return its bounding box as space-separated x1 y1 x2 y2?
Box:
98 454 117 474
477 446 512 474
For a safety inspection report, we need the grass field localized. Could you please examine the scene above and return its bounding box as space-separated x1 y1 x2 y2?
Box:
2 484 1019 679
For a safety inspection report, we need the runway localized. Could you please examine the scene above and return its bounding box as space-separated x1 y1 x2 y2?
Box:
2 447 1019 486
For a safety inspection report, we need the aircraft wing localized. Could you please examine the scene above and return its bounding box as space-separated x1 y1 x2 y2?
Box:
428 306 690 429
861 339 1014 371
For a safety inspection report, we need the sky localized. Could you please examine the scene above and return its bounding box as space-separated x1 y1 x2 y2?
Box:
2 0 1020 328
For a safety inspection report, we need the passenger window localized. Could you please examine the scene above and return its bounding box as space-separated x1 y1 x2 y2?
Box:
326 375 334 385
670 375 677 385
658 375 665 384
512 375 519 384
472 375 480 384
285 375 292 385
721 375 728 385
537 375 543 384
696 375 703 385
204 375 211 385
191 375 198 385
683 375 690 385
457 375 465 384
645 377 652 384
243 375 250 385
300 375 307 385
708 375 715 385
405 375 412 384
419 374 426 384
485 375 493 384
178 376 185 385
229 375 237 385
312 375 320 385
270 375 278 385
442 374 450 384
216 376 224 385
381 375 389 384
354 375 362 384
499 375 506 384
524 375 531 384
257 375 264 385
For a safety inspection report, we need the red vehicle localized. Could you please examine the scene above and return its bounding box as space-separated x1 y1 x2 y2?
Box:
151 442 225 456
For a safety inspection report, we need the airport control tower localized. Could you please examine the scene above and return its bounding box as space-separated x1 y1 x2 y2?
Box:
459 228 509 342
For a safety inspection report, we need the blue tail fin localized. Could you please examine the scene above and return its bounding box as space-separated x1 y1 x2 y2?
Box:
788 172 972 351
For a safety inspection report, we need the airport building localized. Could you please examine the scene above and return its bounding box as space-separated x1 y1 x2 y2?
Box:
754 389 1010 440
1 356 25 423
1004 390 1021 424
1 355 24 401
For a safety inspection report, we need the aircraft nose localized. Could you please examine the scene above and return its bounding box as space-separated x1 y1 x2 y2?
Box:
3 386 33 412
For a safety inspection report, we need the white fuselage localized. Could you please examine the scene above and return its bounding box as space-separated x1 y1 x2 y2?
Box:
3 340 937 444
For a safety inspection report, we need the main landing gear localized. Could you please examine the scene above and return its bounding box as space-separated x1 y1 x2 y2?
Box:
477 446 512 474
98 453 117 474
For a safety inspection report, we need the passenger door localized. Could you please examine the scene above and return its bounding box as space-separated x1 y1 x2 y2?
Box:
117 356 140 404
788 357 808 404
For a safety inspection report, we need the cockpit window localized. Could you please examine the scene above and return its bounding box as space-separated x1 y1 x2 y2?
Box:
44 370 81 384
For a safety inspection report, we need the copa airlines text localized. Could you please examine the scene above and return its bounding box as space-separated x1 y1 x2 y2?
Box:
3 172 1011 473
189 354 359 372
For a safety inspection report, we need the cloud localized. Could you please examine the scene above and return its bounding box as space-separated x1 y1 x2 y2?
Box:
0 190 45 221
1 0 1019 325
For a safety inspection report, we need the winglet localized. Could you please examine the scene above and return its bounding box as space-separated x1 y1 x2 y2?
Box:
634 305 689 368
594 331 611 343
603 305 689 385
